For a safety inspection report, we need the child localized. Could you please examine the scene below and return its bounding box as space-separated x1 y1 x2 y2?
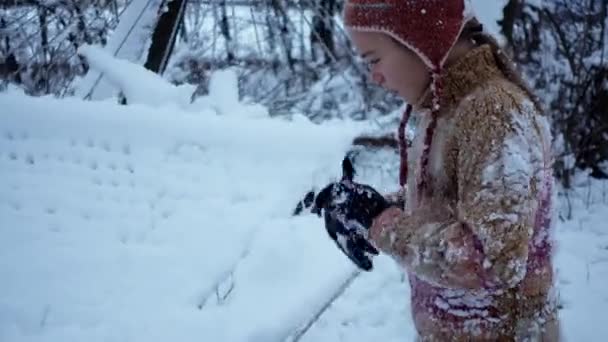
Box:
313 0 559 340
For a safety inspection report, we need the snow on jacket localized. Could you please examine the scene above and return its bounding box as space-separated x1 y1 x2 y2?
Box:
370 45 559 341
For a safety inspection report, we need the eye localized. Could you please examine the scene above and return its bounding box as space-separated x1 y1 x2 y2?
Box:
364 58 380 72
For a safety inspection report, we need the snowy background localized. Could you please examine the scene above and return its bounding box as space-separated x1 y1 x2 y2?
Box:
2 1 608 342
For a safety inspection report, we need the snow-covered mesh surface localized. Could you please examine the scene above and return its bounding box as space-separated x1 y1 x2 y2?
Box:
0 92 371 341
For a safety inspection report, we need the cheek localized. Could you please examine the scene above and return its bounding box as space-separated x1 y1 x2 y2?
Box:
379 58 403 87
403 56 430 88
392 59 429 91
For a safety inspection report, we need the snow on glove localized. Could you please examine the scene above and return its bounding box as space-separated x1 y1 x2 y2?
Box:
312 158 390 271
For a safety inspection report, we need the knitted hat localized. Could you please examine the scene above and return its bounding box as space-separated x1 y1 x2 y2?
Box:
344 0 475 198
343 0 473 73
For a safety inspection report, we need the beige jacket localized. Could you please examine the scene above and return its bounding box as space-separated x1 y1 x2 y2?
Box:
370 45 559 341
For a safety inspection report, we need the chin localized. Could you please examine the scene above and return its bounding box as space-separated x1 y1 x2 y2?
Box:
383 86 400 98
396 90 411 103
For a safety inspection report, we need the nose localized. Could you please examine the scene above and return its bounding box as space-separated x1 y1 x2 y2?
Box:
370 71 385 86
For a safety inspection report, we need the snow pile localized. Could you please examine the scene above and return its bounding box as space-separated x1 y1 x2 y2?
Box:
77 45 196 109
77 46 270 119
73 0 165 101
0 84 379 342
191 68 269 118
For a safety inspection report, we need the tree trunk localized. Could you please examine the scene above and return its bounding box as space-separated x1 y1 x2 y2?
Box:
38 5 49 93
311 0 336 64
270 0 294 72
219 0 235 63
498 0 523 49
144 0 188 74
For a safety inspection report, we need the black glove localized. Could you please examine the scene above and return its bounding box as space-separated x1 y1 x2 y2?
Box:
312 158 390 271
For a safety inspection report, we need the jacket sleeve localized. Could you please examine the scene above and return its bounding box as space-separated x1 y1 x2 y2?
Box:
370 96 541 290
384 187 406 208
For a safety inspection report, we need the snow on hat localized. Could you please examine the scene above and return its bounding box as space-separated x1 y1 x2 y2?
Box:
344 0 475 197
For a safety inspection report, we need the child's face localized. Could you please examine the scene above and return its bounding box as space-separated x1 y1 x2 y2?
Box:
349 30 431 105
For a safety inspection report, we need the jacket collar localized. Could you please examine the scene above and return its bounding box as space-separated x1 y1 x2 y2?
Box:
414 44 503 112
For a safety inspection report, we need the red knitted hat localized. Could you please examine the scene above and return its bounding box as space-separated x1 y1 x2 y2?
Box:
343 0 473 72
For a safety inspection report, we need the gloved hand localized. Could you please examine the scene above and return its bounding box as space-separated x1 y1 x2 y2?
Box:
312 158 390 271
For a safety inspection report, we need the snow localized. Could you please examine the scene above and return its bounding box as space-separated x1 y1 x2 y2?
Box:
75 45 273 119
481 104 543 193
77 45 196 109
192 67 268 118
72 0 165 101
208 68 239 110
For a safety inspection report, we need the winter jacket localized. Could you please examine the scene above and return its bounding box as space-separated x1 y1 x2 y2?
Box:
370 44 559 341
